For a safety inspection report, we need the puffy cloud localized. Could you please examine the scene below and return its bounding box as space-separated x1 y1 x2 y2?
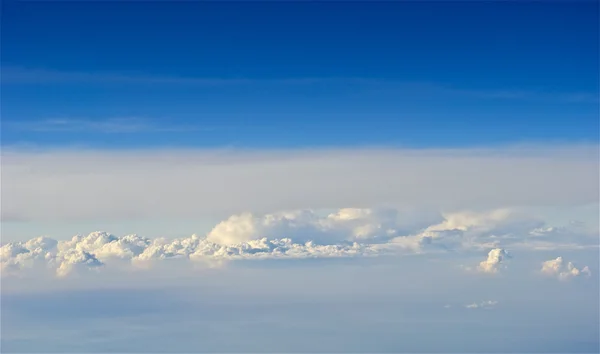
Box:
465 300 498 309
1 210 388 277
540 257 592 280
58 232 153 260
426 209 539 235
206 208 402 246
0 235 104 277
1 207 597 278
477 248 511 274
0 236 57 274
399 209 550 253
56 249 103 278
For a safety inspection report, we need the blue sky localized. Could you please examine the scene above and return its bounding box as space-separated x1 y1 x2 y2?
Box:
2 1 598 148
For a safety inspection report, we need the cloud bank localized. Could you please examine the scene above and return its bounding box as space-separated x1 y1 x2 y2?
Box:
2 145 598 222
2 208 597 278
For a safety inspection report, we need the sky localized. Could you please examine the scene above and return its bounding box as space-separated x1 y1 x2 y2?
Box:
1 2 599 354
2 1 599 148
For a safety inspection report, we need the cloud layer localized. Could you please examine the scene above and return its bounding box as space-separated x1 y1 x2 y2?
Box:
2 145 598 222
2 207 597 278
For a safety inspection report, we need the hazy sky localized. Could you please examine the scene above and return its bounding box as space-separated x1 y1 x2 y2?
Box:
1 2 599 353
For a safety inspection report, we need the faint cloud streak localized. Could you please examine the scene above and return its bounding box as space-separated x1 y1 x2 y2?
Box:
2 67 597 103
5 118 220 134
0 66 374 86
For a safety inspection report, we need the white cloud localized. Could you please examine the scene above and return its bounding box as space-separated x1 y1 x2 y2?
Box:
465 300 498 309
3 207 408 277
205 208 403 246
1 145 597 222
2 207 597 278
0 231 377 278
541 257 592 281
55 249 103 278
477 248 511 274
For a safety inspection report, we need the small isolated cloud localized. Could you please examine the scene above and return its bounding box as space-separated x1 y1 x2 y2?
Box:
477 248 511 274
541 257 592 281
465 300 498 309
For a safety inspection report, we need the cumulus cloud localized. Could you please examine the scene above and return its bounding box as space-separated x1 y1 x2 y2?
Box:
2 145 598 222
55 249 103 277
0 231 376 277
2 208 404 277
206 208 403 246
465 300 498 309
400 209 540 252
477 248 511 274
1 207 597 278
541 257 592 280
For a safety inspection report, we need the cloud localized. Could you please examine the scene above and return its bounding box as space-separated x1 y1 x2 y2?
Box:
56 249 103 278
4 118 214 134
0 231 378 278
3 67 597 103
477 248 511 274
465 300 498 309
206 208 402 246
2 207 597 278
2 145 597 223
508 223 600 251
447 88 600 104
0 208 415 277
541 257 592 281
0 66 374 86
403 209 546 252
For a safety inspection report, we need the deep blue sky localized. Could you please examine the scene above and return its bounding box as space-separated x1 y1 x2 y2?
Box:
1 1 598 148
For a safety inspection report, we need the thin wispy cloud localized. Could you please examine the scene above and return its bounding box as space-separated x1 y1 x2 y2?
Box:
5 118 221 134
448 88 600 104
0 66 374 86
3 66 597 104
